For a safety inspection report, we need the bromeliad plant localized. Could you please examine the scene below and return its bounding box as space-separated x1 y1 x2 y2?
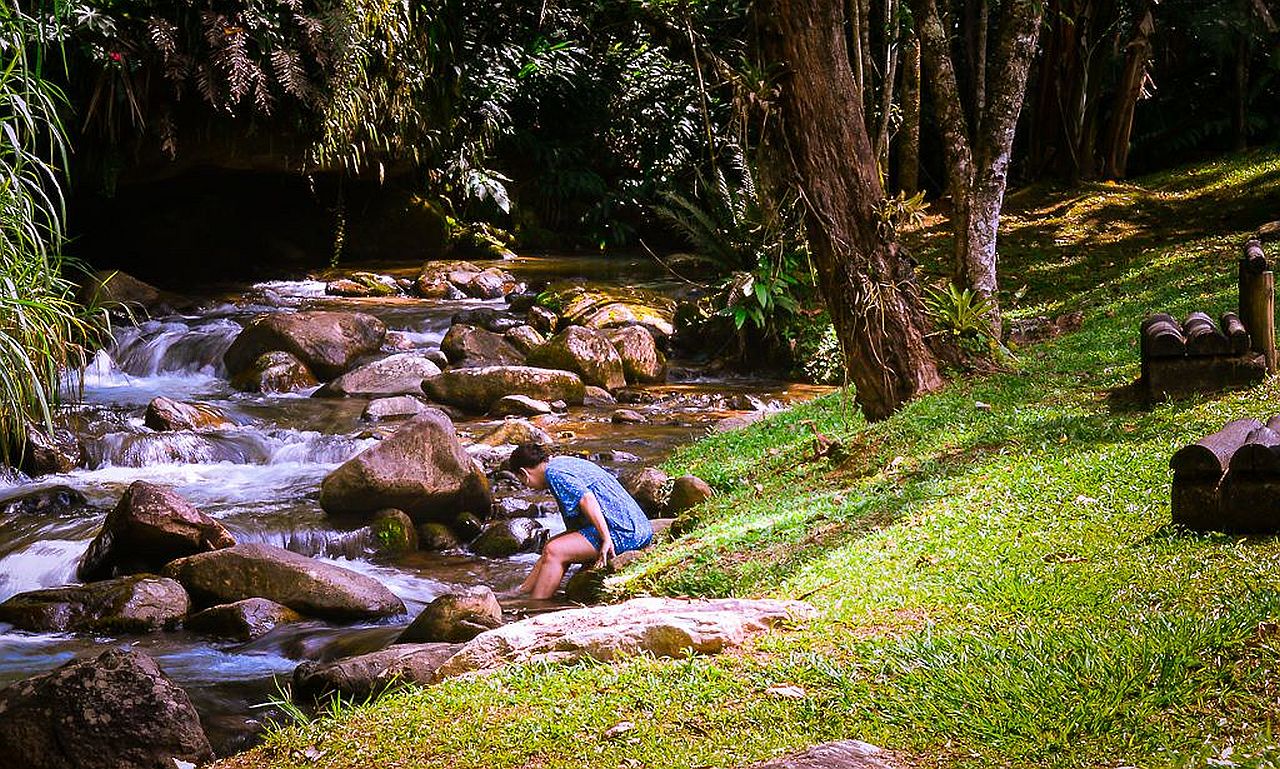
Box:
922 282 998 358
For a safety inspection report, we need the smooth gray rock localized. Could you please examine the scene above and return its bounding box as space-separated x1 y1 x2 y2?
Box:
398 587 503 643
315 353 442 397
0 575 189 633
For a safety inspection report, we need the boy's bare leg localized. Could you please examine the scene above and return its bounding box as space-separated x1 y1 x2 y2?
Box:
530 532 598 599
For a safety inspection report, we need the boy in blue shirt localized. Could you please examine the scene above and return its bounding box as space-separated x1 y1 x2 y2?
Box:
509 443 654 599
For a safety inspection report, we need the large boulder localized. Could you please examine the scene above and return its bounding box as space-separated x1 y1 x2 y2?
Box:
527 327 627 391
0 575 189 633
228 350 319 394
77 270 188 318
223 310 386 381
620 467 671 518
398 587 503 643
422 366 585 413
435 597 814 678
470 518 546 558
607 326 667 384
292 642 461 701
319 410 492 522
144 396 233 431
0 648 214 769
537 282 676 338
315 353 442 398
441 324 524 368
79 480 235 581
503 325 545 355
163 543 406 621
185 597 305 641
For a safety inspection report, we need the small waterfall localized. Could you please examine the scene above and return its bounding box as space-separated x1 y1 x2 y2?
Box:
108 318 242 378
82 428 372 470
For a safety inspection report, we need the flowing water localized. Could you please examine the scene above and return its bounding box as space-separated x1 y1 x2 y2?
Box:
0 255 830 754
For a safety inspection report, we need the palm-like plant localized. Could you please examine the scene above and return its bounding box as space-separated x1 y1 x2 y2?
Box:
0 6 106 462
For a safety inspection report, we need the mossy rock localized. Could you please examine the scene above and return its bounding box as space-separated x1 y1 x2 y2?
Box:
536 281 677 337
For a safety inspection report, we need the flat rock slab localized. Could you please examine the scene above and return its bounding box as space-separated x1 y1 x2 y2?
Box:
746 741 894 769
435 597 813 678
163 543 405 622
293 642 462 701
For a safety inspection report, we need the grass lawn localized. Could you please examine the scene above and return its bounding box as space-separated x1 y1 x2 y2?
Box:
220 146 1280 769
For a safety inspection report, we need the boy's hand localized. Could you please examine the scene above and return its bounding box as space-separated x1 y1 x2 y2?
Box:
595 538 616 570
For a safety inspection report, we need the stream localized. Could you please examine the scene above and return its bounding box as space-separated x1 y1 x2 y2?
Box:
0 255 829 755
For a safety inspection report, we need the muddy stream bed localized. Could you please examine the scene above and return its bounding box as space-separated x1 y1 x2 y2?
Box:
0 255 829 755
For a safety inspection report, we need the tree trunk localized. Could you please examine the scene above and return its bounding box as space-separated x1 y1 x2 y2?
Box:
874 0 902 168
898 31 922 195
1102 3 1154 179
759 0 945 420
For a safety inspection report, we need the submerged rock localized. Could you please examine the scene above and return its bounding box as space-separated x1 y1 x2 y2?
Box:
0 485 96 517
435 597 814 678
527 326 627 391
320 410 492 523
315 353 442 398
224 310 386 381
471 518 546 558
229 350 319 394
399 587 503 643
476 418 552 447
422 366 586 413
0 648 214 769
144 396 234 431
163 542 406 621
417 522 462 551
292 642 461 701
0 575 189 633
186 597 305 641
79 480 235 581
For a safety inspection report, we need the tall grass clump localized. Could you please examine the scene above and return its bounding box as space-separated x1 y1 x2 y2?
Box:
0 6 104 462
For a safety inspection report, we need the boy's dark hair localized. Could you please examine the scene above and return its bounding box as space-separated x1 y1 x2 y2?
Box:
509 442 551 472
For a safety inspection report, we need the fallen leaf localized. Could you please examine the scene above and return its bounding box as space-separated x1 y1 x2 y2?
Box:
764 684 807 699
601 721 636 740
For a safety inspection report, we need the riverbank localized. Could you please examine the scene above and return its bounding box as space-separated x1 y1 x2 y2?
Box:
220 147 1280 769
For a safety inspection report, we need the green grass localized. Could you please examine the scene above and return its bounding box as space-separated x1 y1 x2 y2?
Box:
222 146 1280 769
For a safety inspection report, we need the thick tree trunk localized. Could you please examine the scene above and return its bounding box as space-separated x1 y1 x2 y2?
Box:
898 31 922 195
912 0 1043 340
760 0 944 420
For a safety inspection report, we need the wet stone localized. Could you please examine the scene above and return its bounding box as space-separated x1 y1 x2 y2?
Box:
186 597 305 641
399 586 503 643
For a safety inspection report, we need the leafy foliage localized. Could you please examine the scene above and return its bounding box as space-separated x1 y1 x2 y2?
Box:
922 282 996 356
0 6 106 459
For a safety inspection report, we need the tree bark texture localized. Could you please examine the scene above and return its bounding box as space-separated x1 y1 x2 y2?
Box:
911 0 1044 338
1101 3 1154 179
898 31 922 195
760 0 945 420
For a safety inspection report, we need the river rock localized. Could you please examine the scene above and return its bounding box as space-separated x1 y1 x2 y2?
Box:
503 325 545 355
422 366 586 413
292 642 461 701
370 509 418 554
186 597 305 641
325 272 399 298
77 269 188 317
528 305 558 334
669 475 714 514
79 480 235 581
490 394 553 417
9 422 84 476
477 419 553 447
435 597 814 678
224 310 386 381
583 385 617 406
320 410 492 522
537 282 677 338
363 395 433 421
454 511 484 541
607 326 667 383
229 350 319 394
621 467 670 517
452 308 524 334
527 326 627 391
144 396 234 431
0 648 213 769
0 485 95 517
0 575 189 633
399 587 503 643
163 543 405 621
441 324 524 368
471 518 546 558
714 412 768 433
745 741 895 769
417 522 462 551
315 353 442 397
612 409 647 424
